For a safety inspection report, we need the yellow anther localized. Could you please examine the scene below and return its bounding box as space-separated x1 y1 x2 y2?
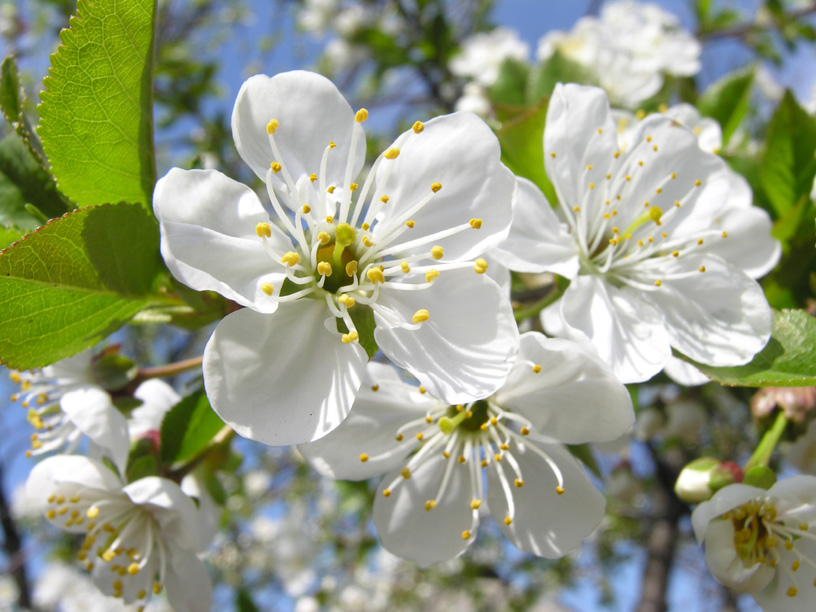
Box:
362 236 373 247
514 479 524 488
653 145 658 152
345 261 358 276
431 246 444 260
46 509 56 519
625 175 631 181
419 386 427 394
317 261 333 277
443 451 450 458
329 141 337 149
361 222 370 231
785 540 795 550
721 231 728 238
613 227 620 234
697 238 704 245
573 206 581 212
520 426 530 436
461 530 471 540
504 516 513 525
102 550 116 562
425 269 439 283
654 280 662 287
412 309 430 324
405 220 415 228
113 579 123 590
260 282 275 296
656 188 662 194
493 454 502 461
366 268 385 284
349 183 358 192
359 453 369 462
471 500 482 510
614 151 621 158
327 185 336 194
138 590 147 600
412 121 425 133
416 432 424 441
473 258 488 274
9 371 20 383
128 563 140 575
606 174 611 179
77 551 87 561
255 222 272 238
425 500 437 511
31 440 42 450
793 560 801 572
338 294 355 308
695 179 702 187
309 173 317 183
532 364 541 373
57 505 68 515
383 489 392 497
638 161 644 167
469 218 483 229
787 587 798 598
380 195 390 203
490 417 498 426
671 173 677 179
586 164 594 171
556 486 565 495
672 250 679 257
372 385 380 392
326 216 334 223
401 467 411 479
355 108 369 123
604 213 611 220
551 152 557 158
302 205 310 214
646 136 652 143
425 415 433 424
281 251 300 267
317 231 331 245
480 423 488 431
266 119 279 134
431 182 442 193
698 266 706 273
384 148 400 160
47 494 56 504
341 332 359 344
270 162 281 174
589 183 596 190
153 582 162 595
636 109 646 120
460 455 468 463
500 443 509 451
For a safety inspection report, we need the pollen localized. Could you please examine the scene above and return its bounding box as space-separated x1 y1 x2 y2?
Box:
266 119 279 134
514 479 524 488
412 121 424 133
469 218 482 229
317 231 331 245
431 182 442 193
327 185 336 194
341 332 359 344
461 530 471 540
431 246 444 260
416 433 424 441
366 268 385 284
326 216 333 223
532 364 541 373
574 206 581 212
787 587 798 598
359 453 369 462
260 283 274 296
270 162 281 174
425 500 437 511
281 252 300 267
470 500 482 510
302 205 311 214
400 467 412 479
671 173 677 179
355 108 369 123
412 309 430 324
589 183 595 189
695 180 702 187
309 173 317 183
520 426 530 436
473 258 488 274
697 238 704 245
380 195 390 203
419 386 426 394
9 371 20 384
128 563 140 575
698 266 706 273
405 220 415 228
383 489 392 497
425 269 439 283
384 148 400 160
255 222 272 238
329 141 337 149
317 261 333 277
550 152 557 158
504 516 513 525
345 261 358 276
349 183 359 192
87 507 100 519
556 486 565 495
362 236 373 247
722 231 728 238
654 280 662 286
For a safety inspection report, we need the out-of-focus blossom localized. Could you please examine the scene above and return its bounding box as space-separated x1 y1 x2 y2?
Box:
454 82 491 116
752 387 816 423
450 27 530 88
154 70 518 446
300 333 633 566
493 83 772 383
297 0 339 36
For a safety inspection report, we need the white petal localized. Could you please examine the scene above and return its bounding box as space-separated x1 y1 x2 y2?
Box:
163 542 213 612
484 253 512 296
494 333 634 444
203 302 367 446
123 476 207 553
768 475 816 513
664 103 722 153
372 112 514 261
647 255 772 367
375 269 519 404
373 453 474 567
27 455 121 500
298 363 442 480
544 83 619 210
663 356 710 386
130 379 181 438
181 474 221 550
487 440 605 558
546 275 671 384
703 518 774 592
154 168 290 312
691 484 765 543
60 387 130 475
490 177 579 278
232 71 364 189
754 540 816 612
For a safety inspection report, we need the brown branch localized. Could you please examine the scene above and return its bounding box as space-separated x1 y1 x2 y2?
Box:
698 5 816 41
0 462 33 609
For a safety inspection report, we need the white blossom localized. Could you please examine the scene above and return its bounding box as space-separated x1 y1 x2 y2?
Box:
450 27 530 88
154 70 518 446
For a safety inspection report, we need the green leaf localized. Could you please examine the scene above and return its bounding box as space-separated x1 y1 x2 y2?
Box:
235 590 260 612
760 90 816 218
0 132 70 229
567 443 601 479
527 51 597 105
0 203 166 369
126 453 159 483
0 225 23 249
697 66 755 147
0 56 46 166
348 304 378 359
678 309 816 387
159 390 225 466
496 101 557 204
38 0 157 208
489 58 529 109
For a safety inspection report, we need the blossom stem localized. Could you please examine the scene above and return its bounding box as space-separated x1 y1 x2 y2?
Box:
743 411 789 472
512 285 565 323
136 357 204 381
167 425 236 481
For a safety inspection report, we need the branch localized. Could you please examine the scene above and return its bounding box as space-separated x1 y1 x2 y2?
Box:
0 462 33 610
698 5 816 41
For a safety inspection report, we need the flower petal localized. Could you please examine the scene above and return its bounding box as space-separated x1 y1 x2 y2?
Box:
662 356 710 386
703 518 774 592
129 379 181 438
232 71 364 190
60 387 130 475
203 302 367 446
154 168 290 312
647 255 772 367
490 177 579 278
374 268 519 404
691 483 765 543
544 275 671 383
494 333 634 444
163 542 213 612
373 453 474 567
372 112 514 261
298 362 442 480
487 439 605 558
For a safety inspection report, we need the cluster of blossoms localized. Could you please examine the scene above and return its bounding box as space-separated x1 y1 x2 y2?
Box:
538 0 700 107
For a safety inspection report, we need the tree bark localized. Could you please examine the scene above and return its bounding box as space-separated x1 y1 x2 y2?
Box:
0 462 33 609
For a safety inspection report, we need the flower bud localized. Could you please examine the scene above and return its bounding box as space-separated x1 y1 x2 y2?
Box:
675 458 742 504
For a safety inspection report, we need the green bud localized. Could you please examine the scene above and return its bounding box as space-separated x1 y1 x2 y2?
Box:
743 465 777 490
